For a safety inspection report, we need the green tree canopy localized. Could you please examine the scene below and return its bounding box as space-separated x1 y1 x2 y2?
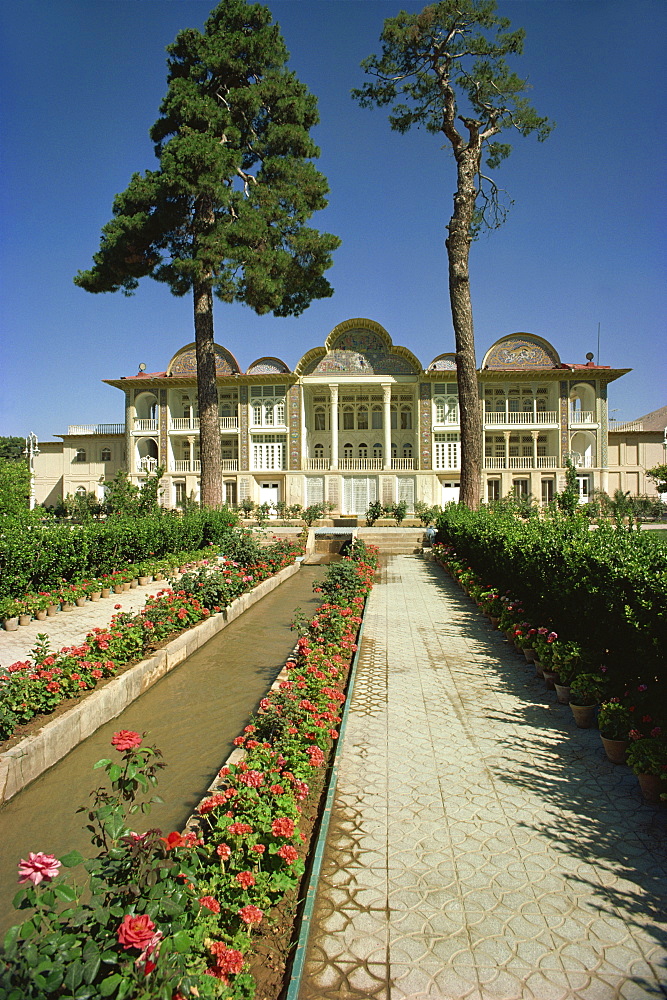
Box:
353 0 552 507
0 437 26 462
75 0 339 506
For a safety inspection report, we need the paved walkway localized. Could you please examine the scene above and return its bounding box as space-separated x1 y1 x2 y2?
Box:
0 580 169 669
297 555 667 1000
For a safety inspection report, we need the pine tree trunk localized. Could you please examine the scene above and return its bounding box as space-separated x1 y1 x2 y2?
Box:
193 280 223 509
446 148 482 509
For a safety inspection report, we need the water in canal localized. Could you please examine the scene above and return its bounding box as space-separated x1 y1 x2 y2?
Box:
0 565 324 936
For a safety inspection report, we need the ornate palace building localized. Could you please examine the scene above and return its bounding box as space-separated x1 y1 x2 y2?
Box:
35 318 640 513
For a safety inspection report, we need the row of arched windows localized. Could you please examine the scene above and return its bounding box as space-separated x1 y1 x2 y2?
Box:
312 442 413 460
313 405 413 431
74 448 112 463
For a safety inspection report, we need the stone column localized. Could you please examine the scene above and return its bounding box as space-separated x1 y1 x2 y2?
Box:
187 435 195 473
503 430 511 470
382 384 392 470
330 385 339 470
531 430 539 470
300 384 307 468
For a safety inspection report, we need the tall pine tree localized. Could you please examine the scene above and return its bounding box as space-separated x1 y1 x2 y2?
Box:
353 0 552 508
76 0 339 507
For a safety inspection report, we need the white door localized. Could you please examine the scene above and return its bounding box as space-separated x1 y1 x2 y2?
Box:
343 476 377 516
442 481 460 504
259 481 280 514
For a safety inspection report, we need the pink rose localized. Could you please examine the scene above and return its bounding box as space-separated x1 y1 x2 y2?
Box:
17 852 61 886
117 913 157 951
111 730 143 752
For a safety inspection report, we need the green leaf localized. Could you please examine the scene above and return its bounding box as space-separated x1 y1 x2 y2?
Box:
99 973 123 996
42 966 65 991
3 924 20 951
83 953 101 984
55 884 79 902
93 758 112 769
108 764 122 781
60 849 85 867
171 929 193 953
64 959 84 992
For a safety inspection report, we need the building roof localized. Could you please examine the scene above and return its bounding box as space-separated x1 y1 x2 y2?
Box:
614 405 667 433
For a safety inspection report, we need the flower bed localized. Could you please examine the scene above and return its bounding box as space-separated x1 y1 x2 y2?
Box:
0 542 379 999
0 539 305 742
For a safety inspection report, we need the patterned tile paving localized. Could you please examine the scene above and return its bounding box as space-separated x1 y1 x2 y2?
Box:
297 556 667 1000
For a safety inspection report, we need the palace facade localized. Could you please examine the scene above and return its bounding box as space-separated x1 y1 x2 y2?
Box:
35 318 641 513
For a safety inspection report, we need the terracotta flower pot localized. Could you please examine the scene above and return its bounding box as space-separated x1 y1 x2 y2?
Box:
2 617 19 631
570 702 597 729
542 667 557 690
637 773 666 804
61 602 74 612
554 682 571 705
138 576 151 586
113 585 124 594
75 597 87 607
534 660 544 678
35 609 47 621
122 582 131 591
129 579 138 589
90 592 101 602
600 735 629 764
523 647 536 663
100 588 111 598
46 604 58 616
19 614 31 626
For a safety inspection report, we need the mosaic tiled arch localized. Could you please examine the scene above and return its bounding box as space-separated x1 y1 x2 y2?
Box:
428 354 457 372
167 343 242 376
298 318 421 376
246 357 291 375
482 334 560 370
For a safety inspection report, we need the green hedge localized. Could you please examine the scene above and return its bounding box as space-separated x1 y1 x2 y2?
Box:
435 507 666 703
0 509 240 599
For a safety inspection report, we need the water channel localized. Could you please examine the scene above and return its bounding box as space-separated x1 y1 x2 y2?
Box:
0 565 325 936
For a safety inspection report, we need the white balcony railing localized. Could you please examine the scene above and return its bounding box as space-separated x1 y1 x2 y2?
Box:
391 458 415 470
339 458 383 471
306 458 330 470
171 459 238 473
170 417 239 431
67 424 125 435
484 456 559 470
172 460 201 473
569 410 595 424
134 418 158 432
484 411 558 426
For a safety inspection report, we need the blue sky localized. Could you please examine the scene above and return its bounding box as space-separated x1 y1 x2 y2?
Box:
1 0 665 441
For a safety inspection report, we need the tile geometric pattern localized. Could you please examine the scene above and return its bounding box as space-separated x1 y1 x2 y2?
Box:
298 556 667 1000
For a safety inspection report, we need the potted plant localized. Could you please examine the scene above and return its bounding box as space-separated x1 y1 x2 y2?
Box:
0 596 22 630
597 700 631 763
550 639 581 704
568 672 607 728
626 738 667 803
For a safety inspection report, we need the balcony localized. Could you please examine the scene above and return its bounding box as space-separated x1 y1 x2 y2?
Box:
169 417 239 432
134 418 158 432
67 424 125 435
484 456 559 470
171 459 238 473
483 411 558 427
391 458 415 470
339 458 383 471
306 458 330 470
569 410 595 425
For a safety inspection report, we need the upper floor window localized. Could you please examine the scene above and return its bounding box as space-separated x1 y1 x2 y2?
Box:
75 448 86 463
101 448 111 462
250 385 286 426
434 396 458 423
357 406 368 430
343 406 355 430
314 407 326 431
400 406 412 430
371 407 382 430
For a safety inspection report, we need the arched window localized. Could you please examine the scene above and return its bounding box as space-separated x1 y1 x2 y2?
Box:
391 442 397 458
371 407 382 430
314 443 324 459
101 448 111 462
75 448 86 463
403 443 412 458
76 485 87 495
358 442 368 459
400 406 412 430
343 406 354 430
343 442 353 460
357 406 368 430
373 442 382 460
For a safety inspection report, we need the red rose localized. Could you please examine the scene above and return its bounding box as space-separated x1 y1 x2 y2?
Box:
111 730 142 752
117 913 157 951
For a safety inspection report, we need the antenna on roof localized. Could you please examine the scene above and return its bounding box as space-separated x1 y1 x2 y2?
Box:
597 323 601 365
